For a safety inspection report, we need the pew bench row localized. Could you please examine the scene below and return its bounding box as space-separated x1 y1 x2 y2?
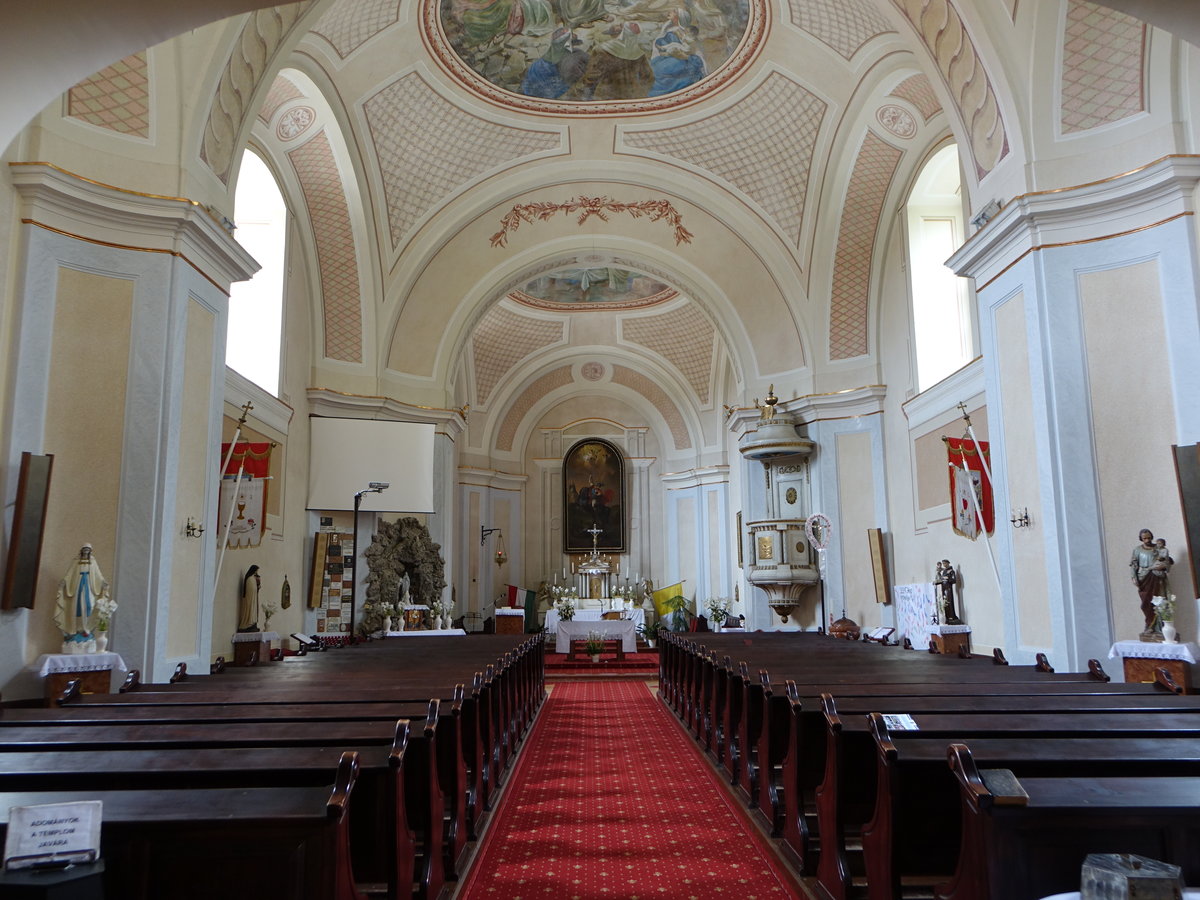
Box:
657 631 1199 900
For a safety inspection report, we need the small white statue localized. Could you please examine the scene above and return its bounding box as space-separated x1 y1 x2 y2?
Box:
54 544 110 654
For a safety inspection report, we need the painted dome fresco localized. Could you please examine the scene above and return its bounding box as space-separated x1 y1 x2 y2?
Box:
424 0 765 113
512 263 675 309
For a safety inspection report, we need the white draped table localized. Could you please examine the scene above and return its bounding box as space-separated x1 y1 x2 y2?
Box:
554 618 637 653
545 607 644 634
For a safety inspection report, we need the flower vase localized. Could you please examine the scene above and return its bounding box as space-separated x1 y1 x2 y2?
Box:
394 615 405 632
590 653 600 663
711 620 723 633
1163 621 1178 644
95 631 109 652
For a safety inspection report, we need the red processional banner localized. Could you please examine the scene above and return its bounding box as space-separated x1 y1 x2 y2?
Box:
946 437 994 540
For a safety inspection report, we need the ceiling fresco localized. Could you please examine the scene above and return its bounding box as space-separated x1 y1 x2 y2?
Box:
511 264 675 309
423 0 767 114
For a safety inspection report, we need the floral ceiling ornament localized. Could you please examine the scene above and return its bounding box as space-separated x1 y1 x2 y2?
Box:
490 197 693 248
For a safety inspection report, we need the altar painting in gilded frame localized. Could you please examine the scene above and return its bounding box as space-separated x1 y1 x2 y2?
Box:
563 438 625 553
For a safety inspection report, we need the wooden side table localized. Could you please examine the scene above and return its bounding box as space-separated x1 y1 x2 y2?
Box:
1110 640 1197 694
33 652 127 705
231 631 279 666
495 610 525 635
927 624 972 656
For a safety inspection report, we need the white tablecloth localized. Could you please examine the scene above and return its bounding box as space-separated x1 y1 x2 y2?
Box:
1109 639 1199 664
231 631 279 643
545 607 645 634
555 619 637 653
32 652 128 678
927 624 971 635
384 628 466 637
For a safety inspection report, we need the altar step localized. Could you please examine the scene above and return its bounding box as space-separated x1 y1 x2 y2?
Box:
544 648 659 678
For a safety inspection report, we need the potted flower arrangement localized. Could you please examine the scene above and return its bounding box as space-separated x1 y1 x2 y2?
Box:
262 600 279 630
637 620 663 648
92 595 118 652
705 597 731 632
584 630 606 663
554 595 576 622
1153 594 1178 643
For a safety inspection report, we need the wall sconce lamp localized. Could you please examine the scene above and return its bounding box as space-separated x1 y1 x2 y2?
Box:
1010 508 1031 529
185 517 205 539
481 526 507 565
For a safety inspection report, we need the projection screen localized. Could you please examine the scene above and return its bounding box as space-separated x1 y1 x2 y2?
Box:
307 417 436 512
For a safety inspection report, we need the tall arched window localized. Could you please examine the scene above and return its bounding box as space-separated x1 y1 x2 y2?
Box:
906 144 973 391
227 149 287 395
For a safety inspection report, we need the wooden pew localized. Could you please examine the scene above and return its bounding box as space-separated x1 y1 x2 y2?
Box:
862 714 1200 900
775 684 1198 873
940 744 1200 900
0 708 447 900
0 738 415 900
0 751 365 900
814 702 1200 900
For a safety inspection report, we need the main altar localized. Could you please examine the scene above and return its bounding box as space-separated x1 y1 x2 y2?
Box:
549 525 646 653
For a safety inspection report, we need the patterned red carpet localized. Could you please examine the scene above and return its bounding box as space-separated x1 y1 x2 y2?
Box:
458 680 802 899
544 651 659 677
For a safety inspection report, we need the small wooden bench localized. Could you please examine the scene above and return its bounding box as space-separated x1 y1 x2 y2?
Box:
567 639 625 661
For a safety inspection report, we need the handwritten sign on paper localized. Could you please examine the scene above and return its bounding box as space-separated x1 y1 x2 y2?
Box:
4 801 102 869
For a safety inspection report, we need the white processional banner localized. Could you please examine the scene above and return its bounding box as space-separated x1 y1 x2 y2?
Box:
218 477 266 548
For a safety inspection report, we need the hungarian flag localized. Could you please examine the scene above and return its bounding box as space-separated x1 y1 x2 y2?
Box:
506 585 538 629
946 437 994 540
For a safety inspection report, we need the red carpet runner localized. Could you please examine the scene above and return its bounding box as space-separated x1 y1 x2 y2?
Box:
458 680 802 899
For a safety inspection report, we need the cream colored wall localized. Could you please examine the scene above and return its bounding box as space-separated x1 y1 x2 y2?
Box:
994 292 1051 646
37 268 132 653
167 299 216 659
1080 260 1195 642
836 431 878 628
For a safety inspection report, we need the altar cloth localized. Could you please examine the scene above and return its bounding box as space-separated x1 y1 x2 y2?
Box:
545 607 644 634
555 618 637 653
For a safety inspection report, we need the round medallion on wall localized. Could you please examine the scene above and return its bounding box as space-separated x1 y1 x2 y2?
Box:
276 106 316 141
876 104 916 139
795 540 806 554
580 361 606 381
785 487 797 505
422 0 767 115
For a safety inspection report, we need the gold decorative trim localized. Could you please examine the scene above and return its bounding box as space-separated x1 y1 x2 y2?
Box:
9 161 201 206
491 197 693 248
960 154 1200 250
20 219 227 296
727 384 888 416
977 211 1194 292
308 387 469 418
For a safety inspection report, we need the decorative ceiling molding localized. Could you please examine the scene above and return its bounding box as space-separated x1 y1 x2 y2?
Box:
612 364 692 450
490 197 693 248
889 0 1009 180
495 366 574 451
786 0 896 59
620 305 716 405
311 0 402 59
621 71 826 245
829 130 903 361
362 71 563 250
257 73 305 124
287 129 363 363
471 305 566 406
888 73 942 122
200 3 316 184
1060 0 1145 135
67 52 151 138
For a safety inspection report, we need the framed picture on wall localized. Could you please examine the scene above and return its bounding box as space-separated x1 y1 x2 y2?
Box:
563 438 626 553
2 452 53 610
